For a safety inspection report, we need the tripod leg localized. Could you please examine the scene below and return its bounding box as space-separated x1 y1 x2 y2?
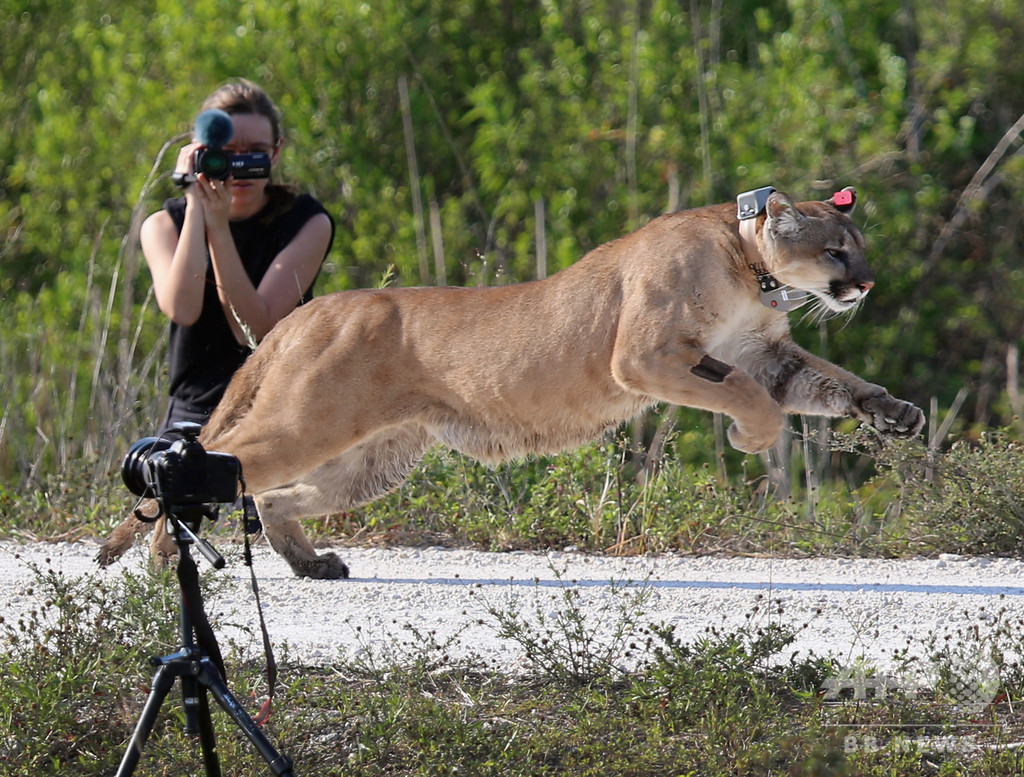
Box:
195 686 224 777
197 659 295 777
115 665 178 777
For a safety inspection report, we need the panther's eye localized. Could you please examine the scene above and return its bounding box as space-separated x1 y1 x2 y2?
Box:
825 248 846 263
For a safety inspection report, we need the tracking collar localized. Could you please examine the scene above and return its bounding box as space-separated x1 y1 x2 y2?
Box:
737 186 809 313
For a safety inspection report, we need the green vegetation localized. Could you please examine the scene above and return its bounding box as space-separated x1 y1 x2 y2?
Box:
5 425 1024 561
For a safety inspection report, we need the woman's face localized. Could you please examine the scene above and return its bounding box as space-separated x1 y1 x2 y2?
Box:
224 112 280 219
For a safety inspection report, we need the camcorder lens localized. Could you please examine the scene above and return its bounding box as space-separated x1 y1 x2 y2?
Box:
195 148 232 180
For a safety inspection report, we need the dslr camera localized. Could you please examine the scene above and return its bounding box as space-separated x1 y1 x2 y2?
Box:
122 422 240 514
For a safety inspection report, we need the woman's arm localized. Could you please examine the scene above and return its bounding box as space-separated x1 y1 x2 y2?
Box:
206 210 333 345
140 144 217 326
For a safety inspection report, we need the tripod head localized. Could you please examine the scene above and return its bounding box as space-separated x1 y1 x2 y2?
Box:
167 507 226 570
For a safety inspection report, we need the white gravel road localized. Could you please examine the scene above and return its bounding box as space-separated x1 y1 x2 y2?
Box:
3 539 1023 678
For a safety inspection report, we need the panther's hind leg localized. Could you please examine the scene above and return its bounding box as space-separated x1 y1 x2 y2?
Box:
254 424 433 579
96 499 166 567
96 501 190 569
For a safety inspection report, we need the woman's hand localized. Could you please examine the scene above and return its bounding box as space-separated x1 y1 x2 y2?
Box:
173 142 202 191
174 142 232 229
193 172 233 232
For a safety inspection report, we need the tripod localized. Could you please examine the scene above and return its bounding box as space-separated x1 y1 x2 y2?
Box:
114 506 294 777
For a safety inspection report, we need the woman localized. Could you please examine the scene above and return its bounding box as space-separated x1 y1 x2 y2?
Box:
98 79 334 566
144 78 335 434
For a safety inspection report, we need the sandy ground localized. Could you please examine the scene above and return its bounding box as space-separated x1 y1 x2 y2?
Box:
3 538 1023 684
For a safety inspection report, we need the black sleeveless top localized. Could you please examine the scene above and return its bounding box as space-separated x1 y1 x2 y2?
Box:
163 192 334 411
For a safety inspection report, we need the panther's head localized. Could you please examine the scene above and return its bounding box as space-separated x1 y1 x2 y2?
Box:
760 187 874 316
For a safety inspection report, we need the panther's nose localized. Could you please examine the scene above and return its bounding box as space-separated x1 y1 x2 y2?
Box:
857 280 875 295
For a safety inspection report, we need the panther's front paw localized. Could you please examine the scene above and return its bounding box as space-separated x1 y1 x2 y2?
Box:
859 393 925 439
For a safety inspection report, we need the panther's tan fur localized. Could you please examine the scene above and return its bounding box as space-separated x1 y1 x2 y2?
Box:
98 189 924 578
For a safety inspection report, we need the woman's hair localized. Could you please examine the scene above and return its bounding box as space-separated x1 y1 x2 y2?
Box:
200 78 283 146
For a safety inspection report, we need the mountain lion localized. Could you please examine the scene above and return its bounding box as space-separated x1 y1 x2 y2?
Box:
99 187 924 578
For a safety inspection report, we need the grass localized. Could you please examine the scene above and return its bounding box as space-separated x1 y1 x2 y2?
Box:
3 423 1024 774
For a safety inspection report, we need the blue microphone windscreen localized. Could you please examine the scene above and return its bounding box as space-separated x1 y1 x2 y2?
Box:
194 109 234 148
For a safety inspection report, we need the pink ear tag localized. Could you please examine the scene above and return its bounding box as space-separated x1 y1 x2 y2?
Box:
833 190 854 207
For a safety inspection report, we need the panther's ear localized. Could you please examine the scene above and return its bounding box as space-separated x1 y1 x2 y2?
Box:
765 191 803 236
827 186 857 215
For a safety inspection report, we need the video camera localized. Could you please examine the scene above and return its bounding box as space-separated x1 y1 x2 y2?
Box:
121 422 240 515
172 148 271 187
192 148 271 182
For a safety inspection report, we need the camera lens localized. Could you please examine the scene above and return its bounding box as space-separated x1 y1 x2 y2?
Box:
121 437 172 497
195 148 232 180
